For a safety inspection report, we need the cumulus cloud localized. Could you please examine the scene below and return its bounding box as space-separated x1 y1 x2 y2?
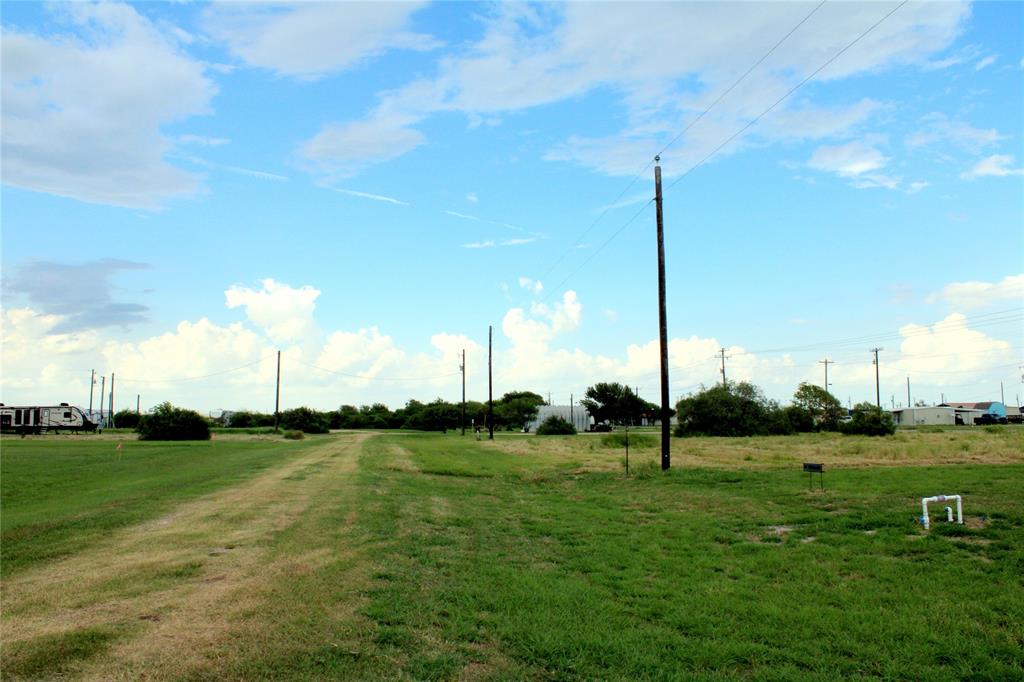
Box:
224 279 320 343
926 274 1024 310
960 154 1024 180
302 1 968 177
202 2 438 80
1 3 216 208
3 259 150 332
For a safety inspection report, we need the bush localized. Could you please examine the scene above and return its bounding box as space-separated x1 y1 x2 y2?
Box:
840 403 896 436
112 409 140 430
228 411 275 428
137 402 210 441
536 415 577 435
601 431 656 448
279 407 330 434
283 430 305 440
674 382 777 437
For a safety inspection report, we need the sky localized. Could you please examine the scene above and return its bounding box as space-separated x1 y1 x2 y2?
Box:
2 0 1022 415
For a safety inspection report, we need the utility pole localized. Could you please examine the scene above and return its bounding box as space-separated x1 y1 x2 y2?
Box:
136 394 140 415
870 348 883 408
1000 381 1005 405
654 155 671 471
891 394 895 409
109 373 115 427
907 377 911 408
819 358 833 393
460 349 466 436
548 392 552 406
718 348 728 386
570 393 574 428
488 325 494 440
274 350 281 433
89 369 95 415
99 376 105 427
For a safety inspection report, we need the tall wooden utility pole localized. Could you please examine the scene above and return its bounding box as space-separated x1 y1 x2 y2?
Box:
99 376 105 427
109 373 115 427
460 348 466 436
274 350 281 433
820 358 833 393
136 394 140 415
654 156 671 471
89 369 95 415
487 326 494 440
718 348 728 386
907 377 911 408
870 348 883 407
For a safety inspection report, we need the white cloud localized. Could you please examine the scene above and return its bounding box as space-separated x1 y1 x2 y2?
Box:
333 188 408 205
304 1 968 177
1 3 216 208
975 54 997 71
518 277 544 295
960 154 1024 180
179 134 230 147
202 2 438 80
300 114 425 181
808 141 888 176
224 279 320 343
926 274 1024 310
466 192 479 203
905 113 1004 154
445 210 480 221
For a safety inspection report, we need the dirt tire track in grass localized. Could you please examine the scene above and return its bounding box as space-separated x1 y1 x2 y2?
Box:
1 434 369 680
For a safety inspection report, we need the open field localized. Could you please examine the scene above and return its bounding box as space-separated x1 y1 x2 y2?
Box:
2 428 1022 679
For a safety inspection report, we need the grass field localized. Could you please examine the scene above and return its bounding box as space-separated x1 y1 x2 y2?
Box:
2 428 1022 680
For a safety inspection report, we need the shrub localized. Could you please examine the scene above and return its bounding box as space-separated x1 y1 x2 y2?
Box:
536 415 577 435
601 432 656 448
283 430 305 440
112 409 140 430
228 411 275 428
280 407 330 434
840 403 896 436
674 382 777 437
137 402 210 441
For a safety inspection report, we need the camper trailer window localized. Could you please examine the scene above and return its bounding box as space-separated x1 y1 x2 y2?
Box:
15 410 22 425
64 412 72 419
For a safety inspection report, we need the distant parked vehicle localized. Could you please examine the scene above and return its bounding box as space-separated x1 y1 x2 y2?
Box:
0 403 98 435
973 414 1006 426
590 423 613 432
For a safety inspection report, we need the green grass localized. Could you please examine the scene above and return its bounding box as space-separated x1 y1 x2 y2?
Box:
0 435 317 577
343 433 1024 679
2 431 1022 679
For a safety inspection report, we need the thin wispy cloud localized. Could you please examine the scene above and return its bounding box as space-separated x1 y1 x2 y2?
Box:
463 237 537 249
333 188 409 205
594 192 651 213
463 240 495 249
188 156 288 181
445 210 480 221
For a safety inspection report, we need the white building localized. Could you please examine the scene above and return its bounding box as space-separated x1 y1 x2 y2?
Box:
891 406 984 426
527 405 593 432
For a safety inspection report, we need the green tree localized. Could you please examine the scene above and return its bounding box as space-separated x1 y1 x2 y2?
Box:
280 407 330 434
840 402 896 436
137 402 210 441
494 391 545 431
580 383 653 426
113 409 140 430
674 382 778 437
536 415 577 435
792 383 844 431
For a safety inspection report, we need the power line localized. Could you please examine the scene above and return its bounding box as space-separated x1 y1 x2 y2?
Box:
293 358 461 382
116 355 274 384
544 0 909 298
536 0 830 292
665 0 910 194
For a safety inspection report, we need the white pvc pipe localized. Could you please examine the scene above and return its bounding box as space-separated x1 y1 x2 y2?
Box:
921 494 963 530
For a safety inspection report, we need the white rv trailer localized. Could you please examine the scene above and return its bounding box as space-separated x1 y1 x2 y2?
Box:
0 403 98 435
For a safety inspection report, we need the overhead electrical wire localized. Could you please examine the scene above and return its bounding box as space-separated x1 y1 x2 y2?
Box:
547 0 909 296
115 355 275 385
536 0 830 290
292 358 460 383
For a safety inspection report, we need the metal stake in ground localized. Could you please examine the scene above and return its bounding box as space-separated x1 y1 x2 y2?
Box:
654 156 671 471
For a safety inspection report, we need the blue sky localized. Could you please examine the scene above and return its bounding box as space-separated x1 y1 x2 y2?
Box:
2 1 1022 414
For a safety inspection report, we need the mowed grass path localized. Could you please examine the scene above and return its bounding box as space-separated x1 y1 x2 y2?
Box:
1 429 1022 679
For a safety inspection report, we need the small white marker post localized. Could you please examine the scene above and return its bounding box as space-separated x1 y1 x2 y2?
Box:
921 494 963 530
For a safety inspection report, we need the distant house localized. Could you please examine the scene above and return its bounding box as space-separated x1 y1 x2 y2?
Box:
891 406 957 426
941 402 1006 418
526 405 593 433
